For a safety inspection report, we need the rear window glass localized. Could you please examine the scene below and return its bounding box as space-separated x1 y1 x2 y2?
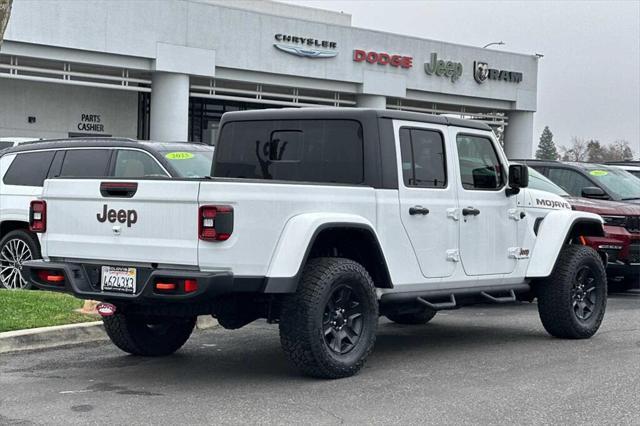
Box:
159 148 215 178
59 149 111 178
0 142 14 150
214 120 364 185
3 151 56 186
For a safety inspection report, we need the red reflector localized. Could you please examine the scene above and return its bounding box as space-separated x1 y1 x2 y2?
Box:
216 233 231 241
184 279 198 293
37 270 64 284
155 282 176 291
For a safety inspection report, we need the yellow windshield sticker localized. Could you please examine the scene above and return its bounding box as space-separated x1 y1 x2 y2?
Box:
165 152 194 160
589 170 608 177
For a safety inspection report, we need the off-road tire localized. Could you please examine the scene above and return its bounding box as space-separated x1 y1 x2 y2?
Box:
103 313 196 356
279 257 378 379
386 308 436 325
537 245 607 339
0 229 41 290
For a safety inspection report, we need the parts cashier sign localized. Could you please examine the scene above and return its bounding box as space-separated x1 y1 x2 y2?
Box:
77 114 105 132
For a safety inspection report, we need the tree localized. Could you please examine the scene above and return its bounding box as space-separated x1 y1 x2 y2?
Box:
606 140 634 161
535 126 559 160
0 0 12 48
586 139 607 162
561 136 589 161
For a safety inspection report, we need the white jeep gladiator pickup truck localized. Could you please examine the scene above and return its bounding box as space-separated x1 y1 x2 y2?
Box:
24 108 607 379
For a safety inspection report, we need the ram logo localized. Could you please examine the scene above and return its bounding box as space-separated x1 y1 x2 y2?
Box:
474 61 490 83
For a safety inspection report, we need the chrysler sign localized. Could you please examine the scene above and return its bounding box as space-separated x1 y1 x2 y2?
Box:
274 34 338 58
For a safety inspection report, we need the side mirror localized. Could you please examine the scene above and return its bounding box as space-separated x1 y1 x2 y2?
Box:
506 164 529 196
581 186 608 199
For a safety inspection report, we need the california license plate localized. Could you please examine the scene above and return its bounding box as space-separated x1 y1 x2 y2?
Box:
101 266 137 294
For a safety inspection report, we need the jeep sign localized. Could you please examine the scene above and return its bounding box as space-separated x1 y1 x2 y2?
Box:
424 53 463 83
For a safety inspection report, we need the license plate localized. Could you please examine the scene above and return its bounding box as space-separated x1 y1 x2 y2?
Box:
101 266 137 294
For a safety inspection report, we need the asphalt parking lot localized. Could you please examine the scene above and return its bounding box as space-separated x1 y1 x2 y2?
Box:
1 293 638 425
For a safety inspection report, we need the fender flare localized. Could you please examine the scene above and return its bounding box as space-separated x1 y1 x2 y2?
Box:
263 212 388 293
526 210 604 278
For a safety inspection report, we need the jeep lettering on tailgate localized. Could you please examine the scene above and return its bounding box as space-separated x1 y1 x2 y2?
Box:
96 204 138 227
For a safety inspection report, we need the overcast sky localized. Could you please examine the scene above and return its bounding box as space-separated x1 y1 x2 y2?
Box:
284 0 640 155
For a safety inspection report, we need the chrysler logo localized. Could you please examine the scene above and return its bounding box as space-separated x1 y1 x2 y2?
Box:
274 34 338 59
274 44 337 58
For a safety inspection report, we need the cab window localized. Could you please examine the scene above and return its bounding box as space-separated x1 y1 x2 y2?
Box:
456 135 504 190
399 128 447 188
114 150 168 178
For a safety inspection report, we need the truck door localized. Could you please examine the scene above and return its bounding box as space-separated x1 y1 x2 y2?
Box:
453 131 518 275
396 123 459 278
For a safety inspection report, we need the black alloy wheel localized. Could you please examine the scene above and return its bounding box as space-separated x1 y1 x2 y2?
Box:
323 284 364 355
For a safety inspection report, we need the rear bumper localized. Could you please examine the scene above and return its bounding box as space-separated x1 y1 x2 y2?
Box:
22 260 266 303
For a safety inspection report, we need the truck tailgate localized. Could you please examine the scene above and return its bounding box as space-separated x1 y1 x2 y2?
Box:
42 179 200 266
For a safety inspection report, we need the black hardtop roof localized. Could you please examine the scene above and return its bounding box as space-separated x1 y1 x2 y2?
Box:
0 137 211 156
220 108 492 131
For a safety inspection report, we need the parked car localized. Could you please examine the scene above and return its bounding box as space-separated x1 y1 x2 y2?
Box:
24 108 606 379
516 160 640 204
528 167 639 289
0 138 214 289
0 137 42 151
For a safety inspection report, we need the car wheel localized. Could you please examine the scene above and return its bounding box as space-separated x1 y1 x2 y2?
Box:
536 245 607 339
103 313 196 356
279 257 378 379
0 229 41 290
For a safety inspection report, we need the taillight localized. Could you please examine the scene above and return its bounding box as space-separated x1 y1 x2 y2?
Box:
29 200 47 232
199 205 233 241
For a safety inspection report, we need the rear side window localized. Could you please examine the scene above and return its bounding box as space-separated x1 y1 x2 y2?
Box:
0 142 14 150
59 149 111 178
113 150 167 178
399 128 447 188
214 120 364 184
456 134 504 190
547 168 594 196
3 151 56 186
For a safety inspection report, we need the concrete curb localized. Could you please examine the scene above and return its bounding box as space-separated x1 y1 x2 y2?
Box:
0 316 219 354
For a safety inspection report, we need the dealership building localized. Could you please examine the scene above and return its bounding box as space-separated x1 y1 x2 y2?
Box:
0 0 539 158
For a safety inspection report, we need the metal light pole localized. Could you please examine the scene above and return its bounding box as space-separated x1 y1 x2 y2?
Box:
483 41 505 49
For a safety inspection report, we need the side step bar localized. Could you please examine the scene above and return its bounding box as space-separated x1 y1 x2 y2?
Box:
417 294 457 310
480 289 517 303
380 283 531 311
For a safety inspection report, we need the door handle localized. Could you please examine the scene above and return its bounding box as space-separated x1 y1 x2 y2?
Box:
409 206 430 215
462 207 480 216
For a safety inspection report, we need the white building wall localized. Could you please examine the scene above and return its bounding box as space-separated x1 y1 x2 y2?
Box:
0 79 138 139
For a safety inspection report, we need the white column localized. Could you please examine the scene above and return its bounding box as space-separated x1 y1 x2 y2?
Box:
356 94 387 109
504 111 535 159
150 72 190 141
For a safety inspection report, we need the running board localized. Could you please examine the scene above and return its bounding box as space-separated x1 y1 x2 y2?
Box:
380 283 531 307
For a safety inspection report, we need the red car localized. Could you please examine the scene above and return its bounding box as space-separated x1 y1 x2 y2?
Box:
529 168 639 289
